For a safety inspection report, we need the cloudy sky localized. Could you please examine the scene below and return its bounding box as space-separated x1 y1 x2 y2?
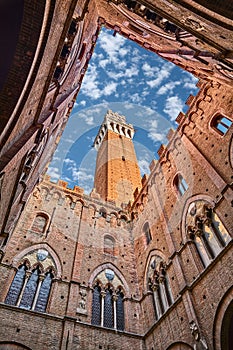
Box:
47 28 198 193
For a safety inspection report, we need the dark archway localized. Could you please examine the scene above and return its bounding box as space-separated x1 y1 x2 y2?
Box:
0 343 32 350
220 300 233 350
166 341 193 350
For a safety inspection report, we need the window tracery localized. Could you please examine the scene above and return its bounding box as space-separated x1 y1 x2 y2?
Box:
186 201 231 267
5 249 56 313
91 270 125 330
147 255 173 320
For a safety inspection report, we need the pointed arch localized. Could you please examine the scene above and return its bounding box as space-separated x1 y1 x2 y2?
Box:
12 243 62 278
0 342 32 350
89 262 129 296
213 286 233 350
181 195 215 242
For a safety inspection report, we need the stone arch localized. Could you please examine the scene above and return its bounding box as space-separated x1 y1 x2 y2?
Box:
0 343 32 350
89 262 130 297
65 195 73 206
40 186 50 198
166 342 193 350
229 135 233 170
31 211 49 233
143 249 167 290
213 286 233 350
99 206 107 218
88 203 97 214
181 194 215 242
12 243 62 278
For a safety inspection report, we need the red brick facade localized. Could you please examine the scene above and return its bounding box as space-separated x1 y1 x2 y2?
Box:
0 0 232 349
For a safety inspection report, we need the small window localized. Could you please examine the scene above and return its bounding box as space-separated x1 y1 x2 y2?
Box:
143 222 152 245
104 236 115 255
31 214 48 234
99 208 107 219
212 115 232 135
174 174 188 196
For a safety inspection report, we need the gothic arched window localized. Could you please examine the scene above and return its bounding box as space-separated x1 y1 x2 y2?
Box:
5 249 56 313
143 222 152 245
91 270 125 330
187 201 231 267
147 256 173 320
174 174 188 196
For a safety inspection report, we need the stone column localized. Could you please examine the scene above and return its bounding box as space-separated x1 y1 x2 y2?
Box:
112 293 118 329
100 290 106 327
16 270 31 306
159 276 169 311
151 283 162 319
32 274 44 310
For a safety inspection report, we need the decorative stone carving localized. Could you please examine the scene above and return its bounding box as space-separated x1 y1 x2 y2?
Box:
37 249 49 261
190 320 208 350
77 288 88 315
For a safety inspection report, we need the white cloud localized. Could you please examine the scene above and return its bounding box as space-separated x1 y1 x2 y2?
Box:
98 31 128 65
79 100 87 106
142 62 159 77
63 158 94 190
102 82 117 96
77 111 95 126
138 158 150 175
81 63 101 99
157 81 181 95
145 63 174 88
129 93 144 104
183 74 198 90
47 166 60 180
80 63 119 100
147 119 167 143
163 95 183 121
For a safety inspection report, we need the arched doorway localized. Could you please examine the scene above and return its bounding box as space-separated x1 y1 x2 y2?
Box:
166 342 193 350
0 343 31 350
220 300 233 350
213 287 233 350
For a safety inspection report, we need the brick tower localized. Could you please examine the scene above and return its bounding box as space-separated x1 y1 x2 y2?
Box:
93 110 141 206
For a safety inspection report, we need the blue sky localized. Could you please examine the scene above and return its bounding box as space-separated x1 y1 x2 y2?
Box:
47 27 198 193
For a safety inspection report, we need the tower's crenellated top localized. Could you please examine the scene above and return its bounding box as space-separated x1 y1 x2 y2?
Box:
93 110 135 150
